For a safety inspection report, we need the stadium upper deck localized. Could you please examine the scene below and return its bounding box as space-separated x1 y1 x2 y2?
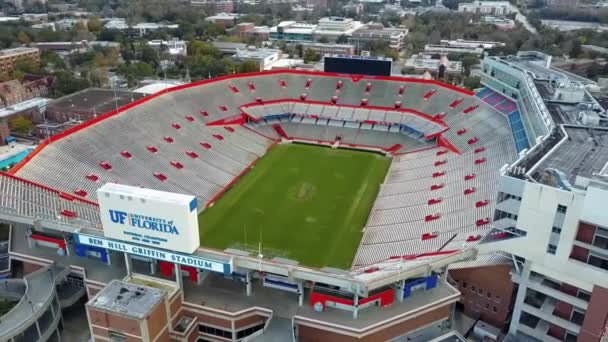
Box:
1 70 518 274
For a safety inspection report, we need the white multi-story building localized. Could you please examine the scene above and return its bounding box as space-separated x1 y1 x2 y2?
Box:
458 1 516 15
148 38 188 57
479 52 608 342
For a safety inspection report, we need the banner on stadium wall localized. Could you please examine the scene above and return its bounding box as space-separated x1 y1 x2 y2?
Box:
74 233 231 274
97 183 200 254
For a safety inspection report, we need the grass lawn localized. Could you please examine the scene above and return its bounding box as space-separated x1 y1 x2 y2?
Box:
198 143 390 269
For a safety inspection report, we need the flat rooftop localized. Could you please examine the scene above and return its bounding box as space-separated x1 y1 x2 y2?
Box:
0 47 39 56
88 280 165 319
532 126 608 186
47 88 145 114
184 272 459 329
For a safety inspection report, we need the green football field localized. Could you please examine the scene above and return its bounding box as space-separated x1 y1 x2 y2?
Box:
198 144 391 269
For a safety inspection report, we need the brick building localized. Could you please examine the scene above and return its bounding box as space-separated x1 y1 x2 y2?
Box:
0 47 41 75
86 280 175 341
449 261 517 329
0 75 55 108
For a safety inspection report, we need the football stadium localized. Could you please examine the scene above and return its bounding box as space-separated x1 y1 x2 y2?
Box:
0 68 523 341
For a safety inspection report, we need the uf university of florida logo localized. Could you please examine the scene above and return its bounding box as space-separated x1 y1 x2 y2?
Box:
109 210 180 235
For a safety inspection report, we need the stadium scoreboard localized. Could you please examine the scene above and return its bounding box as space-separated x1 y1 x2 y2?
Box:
324 55 393 77
97 183 200 254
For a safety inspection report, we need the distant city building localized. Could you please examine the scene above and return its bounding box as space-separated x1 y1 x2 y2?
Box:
230 23 270 41
148 38 188 57
270 18 406 48
190 0 235 13
403 53 462 74
312 17 364 42
293 4 315 20
205 13 240 28
299 42 356 56
54 18 85 31
103 19 179 37
0 47 41 75
541 19 608 32
351 23 408 51
581 45 608 55
343 2 364 16
482 16 516 30
233 47 282 70
270 21 316 42
424 44 484 56
439 39 506 50
458 0 516 15
211 41 248 55
32 41 88 54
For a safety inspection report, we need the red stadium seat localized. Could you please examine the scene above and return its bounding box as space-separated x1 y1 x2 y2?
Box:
61 209 78 218
430 184 444 191
171 123 181 129
428 198 442 205
185 150 198 158
422 232 438 239
120 150 132 158
475 200 489 208
171 161 184 169
99 161 112 171
163 136 174 143
476 218 490 226
147 146 158 153
466 235 481 242
74 189 88 197
86 173 99 182
432 171 445 178
154 172 167 181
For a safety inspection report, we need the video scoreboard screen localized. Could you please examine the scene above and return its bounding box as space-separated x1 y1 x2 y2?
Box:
324 55 392 77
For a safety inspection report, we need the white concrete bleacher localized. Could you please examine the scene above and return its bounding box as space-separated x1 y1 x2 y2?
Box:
5 70 518 268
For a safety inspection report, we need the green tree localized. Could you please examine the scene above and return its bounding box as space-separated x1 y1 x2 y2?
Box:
237 60 259 73
384 49 399 61
570 39 582 58
88 16 103 34
318 36 329 44
461 55 479 77
336 35 349 44
463 76 481 90
303 48 320 63
9 116 33 135
53 71 92 97
17 31 30 44
189 40 221 58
